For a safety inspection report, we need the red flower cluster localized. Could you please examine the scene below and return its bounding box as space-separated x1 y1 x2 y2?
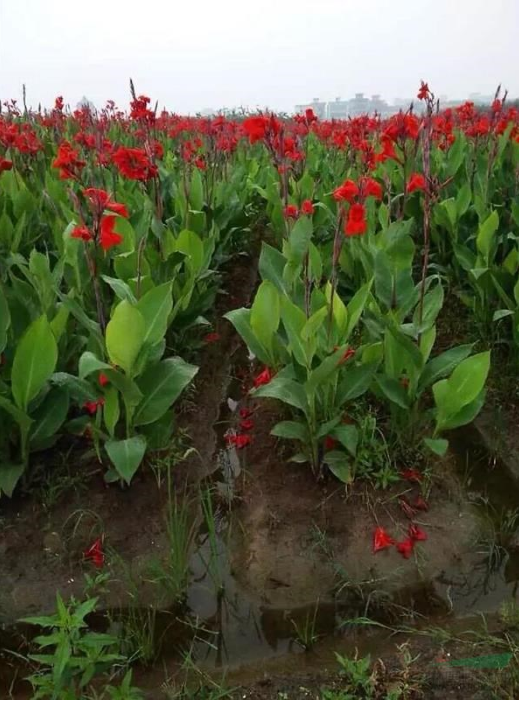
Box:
112 146 157 181
373 523 428 559
0 158 13 173
407 172 426 194
52 141 86 180
83 188 129 218
334 176 382 237
253 367 273 388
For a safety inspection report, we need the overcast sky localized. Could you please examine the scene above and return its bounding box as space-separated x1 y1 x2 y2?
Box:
1 0 518 114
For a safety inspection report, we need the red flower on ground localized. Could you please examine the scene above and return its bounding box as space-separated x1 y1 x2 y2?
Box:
397 537 414 559
344 203 367 237
373 526 394 553
283 204 299 219
99 215 123 251
301 199 314 216
99 373 109 387
413 495 429 511
226 433 252 449
71 224 93 242
240 418 254 431
333 179 358 203
204 332 221 344
417 81 430 101
253 367 273 388
0 158 13 173
399 497 417 520
239 407 253 419
83 398 105 415
407 173 426 194
401 468 423 483
409 524 428 541
84 537 104 568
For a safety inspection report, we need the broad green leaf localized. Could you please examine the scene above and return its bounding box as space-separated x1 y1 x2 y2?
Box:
136 282 173 347
30 388 69 443
337 364 376 403
0 463 25 498
105 301 145 376
101 275 137 304
103 386 120 437
0 285 10 354
79 351 112 379
224 308 271 365
424 437 449 456
288 215 313 265
134 357 198 425
11 315 58 411
375 375 409 409
253 376 308 413
346 280 372 338
250 281 280 353
325 451 352 483
271 420 309 442
258 243 288 294
331 424 358 457
419 344 474 391
476 210 499 263
105 436 147 484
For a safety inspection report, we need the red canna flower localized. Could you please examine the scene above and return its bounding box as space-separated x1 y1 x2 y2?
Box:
324 436 338 452
301 199 314 216
83 188 129 218
99 215 123 252
112 146 157 181
204 332 221 343
360 177 383 200
344 203 367 237
401 468 423 483
52 141 85 180
71 224 93 242
413 495 429 511
407 173 426 194
417 81 430 101
84 537 104 568
253 367 273 388
396 537 414 559
409 524 428 541
0 158 13 173
240 418 254 431
242 115 269 143
83 398 105 415
373 526 394 553
98 372 109 387
333 179 358 203
283 204 299 219
194 156 206 170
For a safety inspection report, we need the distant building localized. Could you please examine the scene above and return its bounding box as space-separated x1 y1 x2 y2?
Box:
294 97 327 119
327 97 349 119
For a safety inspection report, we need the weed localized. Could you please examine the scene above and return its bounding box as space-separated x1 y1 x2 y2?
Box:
290 601 321 651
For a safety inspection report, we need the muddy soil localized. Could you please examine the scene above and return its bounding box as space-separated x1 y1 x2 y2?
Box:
230 402 480 613
0 251 258 623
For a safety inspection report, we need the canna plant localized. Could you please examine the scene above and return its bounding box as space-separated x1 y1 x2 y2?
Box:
226 239 375 482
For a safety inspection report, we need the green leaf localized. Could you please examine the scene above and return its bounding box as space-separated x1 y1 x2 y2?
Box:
439 390 486 431
101 275 137 304
424 437 449 456
476 210 499 263
0 463 24 498
30 388 69 443
105 436 147 484
331 424 358 457
11 315 58 411
253 376 308 413
0 285 11 354
324 451 352 483
258 243 288 294
136 282 173 347
346 280 372 338
375 375 409 409
79 351 112 380
301 307 327 341
271 420 309 442
419 344 474 391
250 281 280 353
337 364 376 403
189 168 204 210
103 386 120 437
288 215 313 265
105 301 146 376
224 308 271 365
134 357 198 425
